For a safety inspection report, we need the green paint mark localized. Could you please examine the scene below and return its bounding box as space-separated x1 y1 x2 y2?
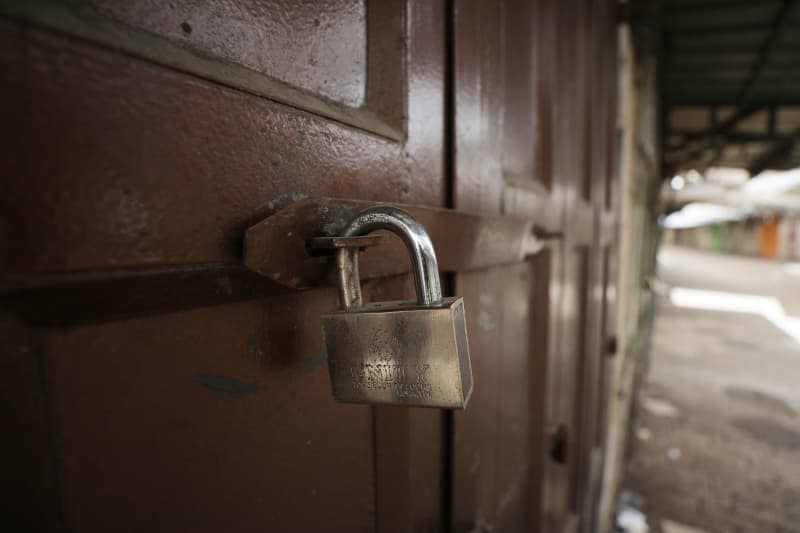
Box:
710 224 725 251
192 374 266 397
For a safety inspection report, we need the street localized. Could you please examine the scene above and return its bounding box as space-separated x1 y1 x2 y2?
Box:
623 245 800 533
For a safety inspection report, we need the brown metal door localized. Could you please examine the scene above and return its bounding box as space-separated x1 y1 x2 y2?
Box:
451 0 618 531
1 1 618 532
1 1 447 531
450 1 557 530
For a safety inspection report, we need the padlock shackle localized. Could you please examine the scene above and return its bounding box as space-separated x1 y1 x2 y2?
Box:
336 206 443 310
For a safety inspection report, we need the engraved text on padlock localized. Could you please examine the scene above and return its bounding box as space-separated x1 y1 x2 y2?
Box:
320 206 473 409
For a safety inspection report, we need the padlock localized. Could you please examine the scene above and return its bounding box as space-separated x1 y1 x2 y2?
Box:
321 206 473 409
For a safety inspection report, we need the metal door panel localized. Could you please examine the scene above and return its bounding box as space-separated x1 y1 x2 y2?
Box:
0 1 448 530
451 260 549 532
452 0 618 531
46 295 374 532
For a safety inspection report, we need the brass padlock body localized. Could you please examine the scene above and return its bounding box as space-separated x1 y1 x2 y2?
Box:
322 297 472 408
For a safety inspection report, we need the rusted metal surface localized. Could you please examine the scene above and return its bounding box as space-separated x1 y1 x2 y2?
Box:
243 197 544 289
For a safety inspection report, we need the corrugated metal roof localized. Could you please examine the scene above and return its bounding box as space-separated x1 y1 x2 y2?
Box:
641 0 800 173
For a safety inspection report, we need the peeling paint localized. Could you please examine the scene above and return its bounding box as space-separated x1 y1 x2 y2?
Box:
191 374 266 397
303 350 327 373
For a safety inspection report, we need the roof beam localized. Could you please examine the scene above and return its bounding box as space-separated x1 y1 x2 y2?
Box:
659 0 800 170
664 106 768 165
666 96 800 106
747 136 797 175
737 0 797 105
668 44 800 54
667 23 778 37
678 105 766 140
668 131 794 144
664 0 783 14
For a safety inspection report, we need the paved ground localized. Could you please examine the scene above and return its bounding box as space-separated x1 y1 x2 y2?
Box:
622 245 800 533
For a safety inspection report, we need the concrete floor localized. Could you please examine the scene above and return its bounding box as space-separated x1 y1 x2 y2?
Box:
622 245 800 533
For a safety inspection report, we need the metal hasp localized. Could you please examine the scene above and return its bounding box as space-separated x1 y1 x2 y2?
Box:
242 197 550 291
321 206 473 409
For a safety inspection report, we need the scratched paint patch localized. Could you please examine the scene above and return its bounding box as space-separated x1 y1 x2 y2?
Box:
303 350 327 373
191 374 266 397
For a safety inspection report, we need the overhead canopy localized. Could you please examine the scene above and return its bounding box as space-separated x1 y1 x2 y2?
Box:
643 0 800 175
